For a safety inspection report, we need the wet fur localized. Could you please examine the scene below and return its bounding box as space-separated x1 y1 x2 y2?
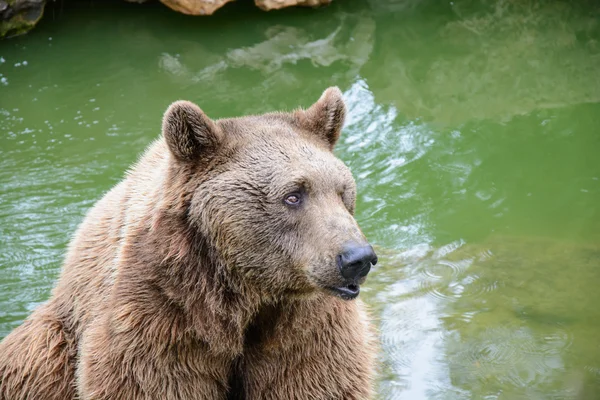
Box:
0 87 376 399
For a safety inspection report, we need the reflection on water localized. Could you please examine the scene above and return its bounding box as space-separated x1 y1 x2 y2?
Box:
1 0 599 398
365 0 600 124
159 14 374 80
364 236 600 399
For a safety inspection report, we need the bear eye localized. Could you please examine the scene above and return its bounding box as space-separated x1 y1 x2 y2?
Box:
284 193 302 207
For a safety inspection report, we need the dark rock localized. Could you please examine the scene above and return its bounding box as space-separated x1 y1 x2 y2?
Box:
0 0 45 38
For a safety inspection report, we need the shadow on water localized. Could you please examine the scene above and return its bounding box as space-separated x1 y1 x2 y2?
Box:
1 0 600 398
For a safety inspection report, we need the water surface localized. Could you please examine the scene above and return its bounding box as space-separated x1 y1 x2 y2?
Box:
1 0 600 398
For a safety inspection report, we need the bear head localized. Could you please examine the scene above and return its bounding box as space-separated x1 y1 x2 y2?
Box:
161 87 377 301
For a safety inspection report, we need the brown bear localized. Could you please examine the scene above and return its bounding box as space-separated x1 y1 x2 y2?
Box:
0 87 378 400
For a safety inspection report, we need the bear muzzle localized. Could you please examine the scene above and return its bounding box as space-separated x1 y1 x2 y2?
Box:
327 243 377 300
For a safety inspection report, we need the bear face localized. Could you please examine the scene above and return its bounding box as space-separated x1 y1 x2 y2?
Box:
162 87 377 301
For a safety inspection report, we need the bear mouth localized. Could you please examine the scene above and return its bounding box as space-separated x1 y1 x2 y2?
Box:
326 283 360 300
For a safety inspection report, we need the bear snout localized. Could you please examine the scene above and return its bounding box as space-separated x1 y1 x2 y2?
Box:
337 243 378 281
323 243 377 300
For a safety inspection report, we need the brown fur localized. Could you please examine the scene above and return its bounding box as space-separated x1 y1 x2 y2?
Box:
0 87 377 400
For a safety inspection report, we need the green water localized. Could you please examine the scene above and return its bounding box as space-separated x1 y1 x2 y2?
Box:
1 0 600 398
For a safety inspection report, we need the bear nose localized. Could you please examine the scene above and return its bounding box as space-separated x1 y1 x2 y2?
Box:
337 244 378 281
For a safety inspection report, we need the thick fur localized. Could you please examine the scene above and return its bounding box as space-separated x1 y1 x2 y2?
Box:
0 87 377 400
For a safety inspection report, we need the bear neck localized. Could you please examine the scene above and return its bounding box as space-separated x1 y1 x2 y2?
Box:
124 209 280 357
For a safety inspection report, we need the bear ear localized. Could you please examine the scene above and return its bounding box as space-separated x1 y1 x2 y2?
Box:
162 100 221 162
295 87 346 150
